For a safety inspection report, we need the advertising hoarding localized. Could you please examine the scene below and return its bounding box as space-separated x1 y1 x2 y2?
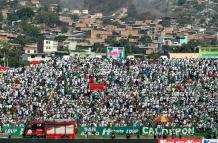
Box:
199 47 218 58
159 139 202 143
107 47 125 59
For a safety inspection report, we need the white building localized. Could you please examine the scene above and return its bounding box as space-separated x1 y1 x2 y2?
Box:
82 10 89 15
43 40 58 53
72 10 80 15
24 44 38 54
96 13 103 18
91 13 103 18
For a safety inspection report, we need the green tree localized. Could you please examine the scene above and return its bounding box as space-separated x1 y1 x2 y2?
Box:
17 7 35 20
0 0 7 9
71 14 79 22
147 53 160 59
55 35 67 42
8 0 18 8
139 35 152 44
0 12 3 22
7 12 19 22
61 25 68 33
177 0 186 6
93 43 105 53
36 10 59 26
9 35 30 46
20 22 42 42
162 40 200 53
0 41 24 67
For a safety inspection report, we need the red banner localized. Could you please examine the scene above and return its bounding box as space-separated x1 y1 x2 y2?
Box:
159 139 202 143
88 76 106 91
89 82 106 91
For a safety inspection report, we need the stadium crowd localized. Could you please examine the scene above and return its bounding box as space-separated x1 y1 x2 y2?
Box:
0 58 217 131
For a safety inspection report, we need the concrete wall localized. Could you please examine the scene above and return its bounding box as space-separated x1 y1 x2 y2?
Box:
169 53 198 59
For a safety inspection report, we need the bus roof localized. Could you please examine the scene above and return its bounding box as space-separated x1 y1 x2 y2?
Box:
26 120 75 125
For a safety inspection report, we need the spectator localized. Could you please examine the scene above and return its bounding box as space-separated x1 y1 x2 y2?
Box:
126 133 130 139
154 133 157 139
0 57 216 133
111 132 115 139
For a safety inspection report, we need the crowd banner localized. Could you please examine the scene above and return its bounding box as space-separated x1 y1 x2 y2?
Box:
142 127 196 136
159 139 202 143
77 126 141 136
2 126 24 137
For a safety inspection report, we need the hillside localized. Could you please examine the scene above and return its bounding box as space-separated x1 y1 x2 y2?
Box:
59 0 173 17
57 0 218 26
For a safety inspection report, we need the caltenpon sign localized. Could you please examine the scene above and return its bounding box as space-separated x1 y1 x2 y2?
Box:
159 139 202 143
142 127 196 136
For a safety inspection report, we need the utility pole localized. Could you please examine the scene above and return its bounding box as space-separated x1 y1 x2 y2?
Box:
3 52 5 67
7 57 8 67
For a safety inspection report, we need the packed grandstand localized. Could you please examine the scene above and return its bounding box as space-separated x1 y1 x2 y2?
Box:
0 57 217 137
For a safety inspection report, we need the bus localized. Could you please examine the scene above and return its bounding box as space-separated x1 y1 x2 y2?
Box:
23 119 76 139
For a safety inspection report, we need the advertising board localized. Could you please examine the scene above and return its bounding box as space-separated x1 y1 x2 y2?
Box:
159 139 202 143
203 139 218 143
142 127 196 136
199 47 218 58
107 47 125 59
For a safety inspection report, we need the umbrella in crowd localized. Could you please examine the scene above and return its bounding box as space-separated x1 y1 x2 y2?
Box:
155 116 174 123
31 61 40 65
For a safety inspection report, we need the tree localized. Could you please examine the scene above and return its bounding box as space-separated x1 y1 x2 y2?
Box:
139 35 152 44
162 40 201 53
147 53 160 59
61 25 68 33
8 0 18 8
9 35 30 46
55 35 67 42
71 14 79 22
0 12 3 22
0 0 7 9
20 22 42 42
36 10 59 26
17 7 35 20
177 0 186 6
7 12 19 22
0 41 24 67
93 43 105 53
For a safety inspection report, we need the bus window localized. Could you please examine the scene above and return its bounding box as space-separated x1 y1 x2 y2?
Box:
55 124 65 135
66 124 74 134
45 124 55 134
